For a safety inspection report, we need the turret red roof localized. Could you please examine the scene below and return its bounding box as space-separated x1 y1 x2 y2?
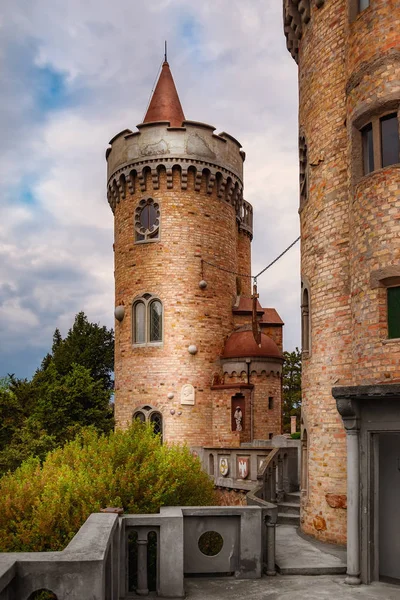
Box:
143 61 185 127
221 330 283 360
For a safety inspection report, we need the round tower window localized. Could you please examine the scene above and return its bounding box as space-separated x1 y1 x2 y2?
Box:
135 198 160 242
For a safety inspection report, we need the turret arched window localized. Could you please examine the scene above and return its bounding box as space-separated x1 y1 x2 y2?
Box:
133 294 163 345
133 405 163 441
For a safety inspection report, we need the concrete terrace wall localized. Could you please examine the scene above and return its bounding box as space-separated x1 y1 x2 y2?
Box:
0 507 275 599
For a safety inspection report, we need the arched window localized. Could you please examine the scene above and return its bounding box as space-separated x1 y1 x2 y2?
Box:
132 295 163 346
150 412 163 437
299 134 308 210
301 428 308 496
149 300 162 342
134 301 146 344
133 411 146 423
301 282 311 355
135 198 160 242
133 406 163 441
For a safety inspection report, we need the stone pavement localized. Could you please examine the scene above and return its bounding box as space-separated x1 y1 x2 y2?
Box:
185 575 400 599
275 524 347 574
185 524 400 599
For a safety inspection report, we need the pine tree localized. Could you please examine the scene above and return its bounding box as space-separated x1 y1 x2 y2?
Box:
282 347 302 433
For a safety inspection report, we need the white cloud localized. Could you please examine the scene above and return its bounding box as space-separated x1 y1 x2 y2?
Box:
0 0 301 378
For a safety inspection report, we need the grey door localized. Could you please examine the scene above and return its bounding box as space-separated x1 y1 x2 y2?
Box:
379 432 400 582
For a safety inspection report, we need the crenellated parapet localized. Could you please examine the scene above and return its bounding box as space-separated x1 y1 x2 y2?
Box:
106 119 253 238
283 0 325 62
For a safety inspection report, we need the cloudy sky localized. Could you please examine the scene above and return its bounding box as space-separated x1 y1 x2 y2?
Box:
0 0 300 380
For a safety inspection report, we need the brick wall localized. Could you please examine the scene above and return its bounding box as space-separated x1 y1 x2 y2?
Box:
252 372 282 439
298 0 350 544
293 0 400 544
114 166 239 446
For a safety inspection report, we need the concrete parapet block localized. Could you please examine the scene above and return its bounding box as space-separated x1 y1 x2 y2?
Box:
0 513 120 600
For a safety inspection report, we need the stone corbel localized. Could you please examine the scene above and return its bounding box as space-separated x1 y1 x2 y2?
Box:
334 395 360 432
151 169 159 190
207 173 216 194
166 168 173 189
217 179 226 199
127 172 135 195
117 176 126 200
137 172 146 192
181 169 188 190
194 172 202 192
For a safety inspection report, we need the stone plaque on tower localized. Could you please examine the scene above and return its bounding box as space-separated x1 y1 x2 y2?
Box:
181 384 195 405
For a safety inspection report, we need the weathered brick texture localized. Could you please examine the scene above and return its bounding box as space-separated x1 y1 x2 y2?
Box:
288 0 400 544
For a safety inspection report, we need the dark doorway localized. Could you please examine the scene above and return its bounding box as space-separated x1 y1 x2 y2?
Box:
379 432 400 583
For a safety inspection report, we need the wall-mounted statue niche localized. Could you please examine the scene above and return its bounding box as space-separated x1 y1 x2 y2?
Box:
231 394 245 432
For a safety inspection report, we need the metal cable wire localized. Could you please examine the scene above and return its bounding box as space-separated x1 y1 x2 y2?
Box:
254 236 300 280
200 236 300 282
201 259 253 278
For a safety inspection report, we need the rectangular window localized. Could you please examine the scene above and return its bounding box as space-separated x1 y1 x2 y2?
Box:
388 287 400 339
268 397 274 410
381 114 399 168
358 0 370 11
268 433 273 440
362 123 374 174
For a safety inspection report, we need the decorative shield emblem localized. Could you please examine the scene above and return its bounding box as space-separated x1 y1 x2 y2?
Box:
219 457 229 477
237 456 250 479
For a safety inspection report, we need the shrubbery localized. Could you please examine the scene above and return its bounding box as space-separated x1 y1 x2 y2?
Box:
0 422 216 552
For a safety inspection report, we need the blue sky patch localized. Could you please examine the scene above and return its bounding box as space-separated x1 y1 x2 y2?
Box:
180 15 202 56
20 185 36 205
34 65 69 112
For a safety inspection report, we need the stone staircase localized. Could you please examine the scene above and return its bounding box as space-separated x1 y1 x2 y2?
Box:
277 490 300 526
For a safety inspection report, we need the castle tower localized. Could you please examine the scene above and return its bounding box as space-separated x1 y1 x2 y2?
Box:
284 0 400 583
107 60 283 447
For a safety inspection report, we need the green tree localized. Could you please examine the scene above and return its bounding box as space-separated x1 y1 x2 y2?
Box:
0 312 114 475
282 347 302 433
33 362 114 444
51 312 114 389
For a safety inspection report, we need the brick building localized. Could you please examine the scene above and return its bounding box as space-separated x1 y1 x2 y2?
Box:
283 0 400 585
106 60 284 450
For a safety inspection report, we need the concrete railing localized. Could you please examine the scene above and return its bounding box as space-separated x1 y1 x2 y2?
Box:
0 505 276 599
0 512 120 600
194 438 301 492
194 446 274 491
121 506 267 597
257 446 299 503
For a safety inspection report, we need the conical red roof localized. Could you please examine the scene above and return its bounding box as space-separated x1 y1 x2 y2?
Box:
143 61 185 127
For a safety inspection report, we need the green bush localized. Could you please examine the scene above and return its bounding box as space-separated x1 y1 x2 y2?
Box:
290 432 301 439
0 422 216 552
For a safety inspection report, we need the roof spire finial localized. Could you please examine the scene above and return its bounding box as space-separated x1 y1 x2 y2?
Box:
142 50 185 127
164 40 167 63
